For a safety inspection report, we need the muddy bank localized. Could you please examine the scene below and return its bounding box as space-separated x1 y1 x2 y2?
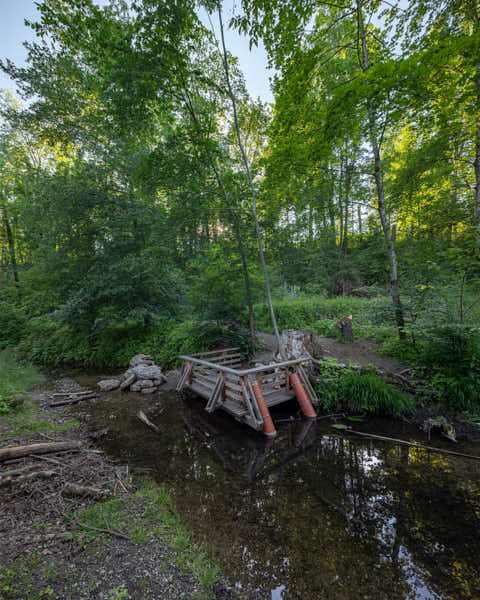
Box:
0 378 227 600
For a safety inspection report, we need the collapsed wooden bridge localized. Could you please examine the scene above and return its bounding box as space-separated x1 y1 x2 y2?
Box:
176 347 319 437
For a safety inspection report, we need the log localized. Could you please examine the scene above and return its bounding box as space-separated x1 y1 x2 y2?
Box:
52 391 93 398
0 470 56 487
50 393 98 407
136 410 160 434
0 441 83 462
62 482 110 499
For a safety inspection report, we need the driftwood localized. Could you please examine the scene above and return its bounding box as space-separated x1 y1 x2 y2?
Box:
0 470 56 487
343 429 480 460
136 410 160 434
0 441 83 462
62 482 110 499
50 393 99 407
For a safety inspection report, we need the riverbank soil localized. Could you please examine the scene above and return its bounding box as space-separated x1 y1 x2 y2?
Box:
0 379 229 600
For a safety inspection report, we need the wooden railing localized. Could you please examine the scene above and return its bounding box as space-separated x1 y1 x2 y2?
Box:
176 348 318 436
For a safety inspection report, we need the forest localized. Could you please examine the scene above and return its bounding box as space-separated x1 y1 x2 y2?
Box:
0 0 479 420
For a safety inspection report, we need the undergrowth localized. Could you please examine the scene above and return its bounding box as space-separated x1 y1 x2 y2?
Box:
17 317 254 369
314 365 414 417
0 350 45 415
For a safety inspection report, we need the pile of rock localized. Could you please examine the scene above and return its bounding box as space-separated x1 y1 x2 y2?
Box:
97 354 166 395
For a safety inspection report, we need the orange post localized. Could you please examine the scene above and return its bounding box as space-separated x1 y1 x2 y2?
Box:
252 382 277 438
289 372 317 419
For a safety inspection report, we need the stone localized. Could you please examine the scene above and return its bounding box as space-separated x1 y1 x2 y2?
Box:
130 379 155 392
120 373 136 391
141 387 158 394
97 379 120 392
153 378 166 387
132 364 166 382
121 369 135 381
129 354 155 368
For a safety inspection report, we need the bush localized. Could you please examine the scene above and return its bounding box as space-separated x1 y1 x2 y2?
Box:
253 296 392 334
0 302 27 348
418 324 480 377
315 369 414 417
431 373 480 413
18 315 254 369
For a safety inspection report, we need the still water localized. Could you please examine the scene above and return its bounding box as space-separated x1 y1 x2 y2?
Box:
73 379 480 600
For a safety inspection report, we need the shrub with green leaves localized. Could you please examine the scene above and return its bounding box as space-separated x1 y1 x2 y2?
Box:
315 370 414 417
0 301 27 348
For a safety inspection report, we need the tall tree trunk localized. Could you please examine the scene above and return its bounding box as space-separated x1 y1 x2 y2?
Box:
1 203 20 293
357 1 406 339
474 67 480 253
178 79 257 348
217 4 285 358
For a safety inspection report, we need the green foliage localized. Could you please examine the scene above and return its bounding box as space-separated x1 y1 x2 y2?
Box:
0 350 44 401
431 374 480 414
0 301 27 348
418 324 480 377
253 296 392 333
155 320 254 370
18 315 253 369
315 369 414 417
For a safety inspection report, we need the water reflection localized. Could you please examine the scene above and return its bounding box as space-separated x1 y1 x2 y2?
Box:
78 389 480 600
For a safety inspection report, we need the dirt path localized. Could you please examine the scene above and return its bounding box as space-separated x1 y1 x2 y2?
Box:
257 332 407 373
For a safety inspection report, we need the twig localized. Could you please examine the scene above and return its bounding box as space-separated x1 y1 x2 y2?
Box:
31 454 65 467
343 429 480 460
74 518 130 541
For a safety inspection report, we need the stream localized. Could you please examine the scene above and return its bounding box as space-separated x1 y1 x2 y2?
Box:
65 373 480 600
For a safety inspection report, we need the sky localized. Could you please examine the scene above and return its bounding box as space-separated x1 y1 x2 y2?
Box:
0 0 274 103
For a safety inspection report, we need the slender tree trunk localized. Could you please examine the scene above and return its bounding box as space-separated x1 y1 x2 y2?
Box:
474 68 480 252
178 78 257 348
217 4 285 358
357 1 405 339
1 203 20 293
357 204 362 234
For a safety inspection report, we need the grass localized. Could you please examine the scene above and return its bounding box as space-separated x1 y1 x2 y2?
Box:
0 398 79 442
0 349 44 408
73 478 220 594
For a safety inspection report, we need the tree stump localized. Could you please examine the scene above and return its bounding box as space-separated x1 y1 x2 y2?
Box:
334 316 354 342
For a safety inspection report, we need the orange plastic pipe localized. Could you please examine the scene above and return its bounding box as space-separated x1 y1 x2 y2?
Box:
252 382 277 437
290 373 317 419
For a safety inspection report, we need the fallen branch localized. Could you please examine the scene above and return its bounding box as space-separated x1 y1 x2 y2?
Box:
74 519 130 541
52 391 93 398
0 470 56 487
50 393 98 407
62 482 110 500
136 410 160 434
0 441 83 462
0 465 38 478
343 429 480 460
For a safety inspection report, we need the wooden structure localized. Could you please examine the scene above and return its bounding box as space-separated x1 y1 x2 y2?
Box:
176 348 319 437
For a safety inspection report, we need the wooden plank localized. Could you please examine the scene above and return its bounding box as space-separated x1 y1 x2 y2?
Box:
204 353 243 363
189 347 240 358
